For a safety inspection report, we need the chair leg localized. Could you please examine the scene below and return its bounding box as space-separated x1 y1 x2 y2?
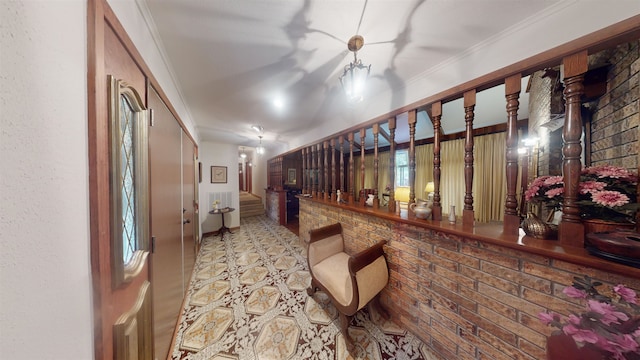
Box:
339 312 354 351
306 279 318 296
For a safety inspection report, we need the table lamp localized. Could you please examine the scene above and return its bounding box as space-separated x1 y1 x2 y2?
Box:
394 187 410 203
425 182 435 201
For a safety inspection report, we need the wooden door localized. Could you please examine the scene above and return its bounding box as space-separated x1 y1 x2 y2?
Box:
182 131 196 289
149 86 184 359
88 19 154 360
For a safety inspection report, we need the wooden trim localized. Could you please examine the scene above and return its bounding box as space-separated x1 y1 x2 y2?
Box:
504 74 521 234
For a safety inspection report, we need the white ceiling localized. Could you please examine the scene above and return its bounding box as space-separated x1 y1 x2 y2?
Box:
137 0 633 152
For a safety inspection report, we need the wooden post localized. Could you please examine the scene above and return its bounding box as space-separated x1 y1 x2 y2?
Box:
348 132 355 205
373 124 380 209
360 128 366 206
324 141 329 201
331 139 336 201
388 117 397 213
431 102 443 221
311 144 317 198
339 135 345 199
408 109 417 205
463 90 476 227
504 74 521 235
559 51 587 247
317 143 322 199
302 147 307 194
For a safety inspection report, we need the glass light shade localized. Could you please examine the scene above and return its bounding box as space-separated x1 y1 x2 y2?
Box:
256 145 265 155
339 59 371 103
240 152 247 159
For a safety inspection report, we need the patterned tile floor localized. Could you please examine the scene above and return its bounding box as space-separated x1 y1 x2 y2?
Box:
171 215 437 360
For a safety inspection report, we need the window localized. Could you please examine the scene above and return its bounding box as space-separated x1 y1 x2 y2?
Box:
108 75 150 289
395 150 409 187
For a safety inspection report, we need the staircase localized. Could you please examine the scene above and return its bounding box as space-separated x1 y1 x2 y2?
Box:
239 191 264 218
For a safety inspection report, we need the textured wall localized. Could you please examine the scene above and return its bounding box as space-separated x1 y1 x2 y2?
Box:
591 40 640 170
0 1 93 358
299 200 640 360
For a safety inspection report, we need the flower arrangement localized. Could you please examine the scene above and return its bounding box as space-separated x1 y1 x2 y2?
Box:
212 200 220 209
539 276 640 359
525 165 639 223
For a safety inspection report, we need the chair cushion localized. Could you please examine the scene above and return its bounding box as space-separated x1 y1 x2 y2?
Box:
311 252 352 307
308 234 344 267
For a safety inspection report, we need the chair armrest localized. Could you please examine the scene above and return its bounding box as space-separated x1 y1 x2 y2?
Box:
309 223 343 244
348 240 387 275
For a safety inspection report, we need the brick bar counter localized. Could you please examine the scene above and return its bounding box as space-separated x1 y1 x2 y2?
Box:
298 197 640 360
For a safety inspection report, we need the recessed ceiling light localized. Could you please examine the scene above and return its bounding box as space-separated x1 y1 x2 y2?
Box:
273 97 284 110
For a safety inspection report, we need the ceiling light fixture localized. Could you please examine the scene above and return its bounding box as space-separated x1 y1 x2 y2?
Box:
240 146 247 159
339 35 371 103
256 136 265 155
251 125 264 133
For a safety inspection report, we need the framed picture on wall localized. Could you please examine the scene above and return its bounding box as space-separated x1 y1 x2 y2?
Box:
211 166 227 183
287 168 296 184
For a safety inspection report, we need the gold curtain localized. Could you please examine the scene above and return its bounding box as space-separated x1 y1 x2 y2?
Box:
355 152 391 200
415 143 434 200
473 132 507 222
440 138 465 219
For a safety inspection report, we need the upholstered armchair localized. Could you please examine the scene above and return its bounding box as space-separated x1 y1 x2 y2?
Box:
306 223 389 346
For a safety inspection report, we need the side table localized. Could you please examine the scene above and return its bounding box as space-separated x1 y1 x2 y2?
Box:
209 207 235 238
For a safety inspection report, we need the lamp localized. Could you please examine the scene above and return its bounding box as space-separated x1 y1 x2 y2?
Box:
425 182 435 200
256 136 265 155
339 35 371 103
240 147 247 159
394 187 410 203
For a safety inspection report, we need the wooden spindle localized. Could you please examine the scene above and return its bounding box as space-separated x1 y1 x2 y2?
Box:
348 132 355 205
311 144 317 197
324 141 329 201
408 109 417 204
463 90 476 227
317 143 322 198
504 74 521 235
388 117 397 213
360 128 366 205
373 124 380 209
339 135 345 198
331 139 336 201
302 147 307 194
431 102 443 221
559 51 587 247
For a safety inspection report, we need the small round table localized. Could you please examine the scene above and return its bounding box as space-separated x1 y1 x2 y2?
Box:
209 207 235 238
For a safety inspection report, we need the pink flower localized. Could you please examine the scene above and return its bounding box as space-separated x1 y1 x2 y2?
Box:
563 324 599 344
545 187 564 198
591 190 630 207
563 286 587 299
524 186 539 201
614 285 638 304
543 176 563 186
611 334 639 352
579 180 606 195
587 300 629 325
538 312 557 325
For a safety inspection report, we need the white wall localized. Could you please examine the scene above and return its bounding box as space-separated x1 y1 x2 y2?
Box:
0 1 94 359
198 142 241 235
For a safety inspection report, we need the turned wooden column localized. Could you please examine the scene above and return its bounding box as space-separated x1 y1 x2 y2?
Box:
302 147 307 194
408 109 417 204
388 117 397 213
339 135 345 197
348 132 355 205
559 51 587 247
317 143 322 198
431 102 443 221
331 139 336 201
323 141 329 201
360 128 366 205
463 90 476 227
311 144 317 197
504 74 521 235
373 124 380 209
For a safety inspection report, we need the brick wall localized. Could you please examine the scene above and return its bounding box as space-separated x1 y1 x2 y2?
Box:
591 40 640 170
300 200 640 360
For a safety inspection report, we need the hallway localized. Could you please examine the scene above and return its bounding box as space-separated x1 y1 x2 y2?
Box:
170 215 436 359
